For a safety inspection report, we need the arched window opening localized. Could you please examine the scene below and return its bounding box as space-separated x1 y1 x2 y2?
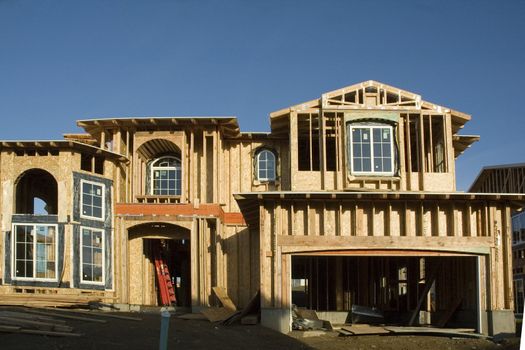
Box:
255 149 276 182
15 169 58 215
150 156 182 195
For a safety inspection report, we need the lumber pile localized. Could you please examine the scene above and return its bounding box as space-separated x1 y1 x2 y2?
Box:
0 306 142 337
0 294 103 308
0 309 81 337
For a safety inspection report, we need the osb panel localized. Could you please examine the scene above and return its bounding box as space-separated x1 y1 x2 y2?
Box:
128 237 144 305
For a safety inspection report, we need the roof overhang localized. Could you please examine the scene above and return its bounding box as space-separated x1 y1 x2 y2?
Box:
0 140 129 163
77 117 241 139
453 135 480 158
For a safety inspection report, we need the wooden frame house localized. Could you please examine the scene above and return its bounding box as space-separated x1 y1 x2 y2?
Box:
470 163 525 316
0 80 522 335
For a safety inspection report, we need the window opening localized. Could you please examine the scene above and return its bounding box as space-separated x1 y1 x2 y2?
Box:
255 149 276 181
150 156 182 195
81 180 104 220
348 124 394 175
81 227 104 283
14 224 57 280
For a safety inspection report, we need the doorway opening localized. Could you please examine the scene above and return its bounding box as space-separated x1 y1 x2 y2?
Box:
144 238 191 307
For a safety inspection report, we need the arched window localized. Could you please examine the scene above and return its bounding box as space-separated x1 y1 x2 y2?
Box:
150 156 182 195
255 149 276 182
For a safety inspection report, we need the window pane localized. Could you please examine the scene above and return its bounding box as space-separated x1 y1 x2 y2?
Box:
92 195 102 207
92 207 102 219
362 158 371 172
362 143 370 158
83 247 92 264
82 182 91 194
353 158 362 172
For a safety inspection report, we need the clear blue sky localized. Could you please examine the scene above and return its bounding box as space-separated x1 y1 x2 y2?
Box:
1 0 524 190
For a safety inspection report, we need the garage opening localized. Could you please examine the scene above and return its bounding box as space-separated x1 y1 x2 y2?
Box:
291 255 478 330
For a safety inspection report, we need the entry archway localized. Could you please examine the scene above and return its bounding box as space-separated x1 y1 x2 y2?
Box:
128 222 191 307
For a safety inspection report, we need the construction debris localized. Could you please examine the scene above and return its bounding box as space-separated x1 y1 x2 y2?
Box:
351 305 385 325
292 305 332 331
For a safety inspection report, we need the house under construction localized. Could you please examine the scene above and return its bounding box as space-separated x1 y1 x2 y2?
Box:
0 80 522 335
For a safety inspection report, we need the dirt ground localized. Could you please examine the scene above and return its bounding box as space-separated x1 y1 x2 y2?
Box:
0 309 521 350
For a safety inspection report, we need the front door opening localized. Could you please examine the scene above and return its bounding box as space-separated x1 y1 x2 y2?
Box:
145 238 191 307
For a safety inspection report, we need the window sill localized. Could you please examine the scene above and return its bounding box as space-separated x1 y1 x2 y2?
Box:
135 195 182 204
347 174 401 181
253 179 280 186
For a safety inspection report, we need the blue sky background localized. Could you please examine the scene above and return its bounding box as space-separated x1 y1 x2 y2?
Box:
1 0 524 190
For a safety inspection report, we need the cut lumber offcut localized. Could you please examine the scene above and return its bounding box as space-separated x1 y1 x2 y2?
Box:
0 316 54 331
23 309 107 323
240 314 258 325
201 307 237 323
0 325 22 332
19 329 82 337
383 326 487 339
341 325 392 335
0 310 67 324
222 290 260 326
436 297 462 327
212 287 237 311
43 308 142 321
176 313 207 320
337 328 353 336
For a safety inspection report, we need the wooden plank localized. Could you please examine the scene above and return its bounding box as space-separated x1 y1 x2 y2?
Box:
41 308 142 321
201 307 237 323
176 313 207 320
212 286 237 311
23 309 107 323
0 325 82 337
341 325 392 335
383 326 485 339
240 314 258 325
0 310 67 324
408 262 440 326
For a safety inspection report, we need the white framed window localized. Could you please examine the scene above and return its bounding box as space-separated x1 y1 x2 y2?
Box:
80 227 104 284
348 124 394 176
80 179 105 221
150 156 182 195
255 149 276 181
12 224 58 281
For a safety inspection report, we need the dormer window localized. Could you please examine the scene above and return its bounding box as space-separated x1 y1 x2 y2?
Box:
150 156 181 195
348 124 394 176
255 149 276 182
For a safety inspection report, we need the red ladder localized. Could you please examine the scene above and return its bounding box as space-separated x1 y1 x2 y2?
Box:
153 246 176 306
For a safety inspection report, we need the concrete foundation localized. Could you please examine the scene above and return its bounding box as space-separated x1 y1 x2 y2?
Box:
487 310 515 337
261 308 291 333
315 311 350 324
